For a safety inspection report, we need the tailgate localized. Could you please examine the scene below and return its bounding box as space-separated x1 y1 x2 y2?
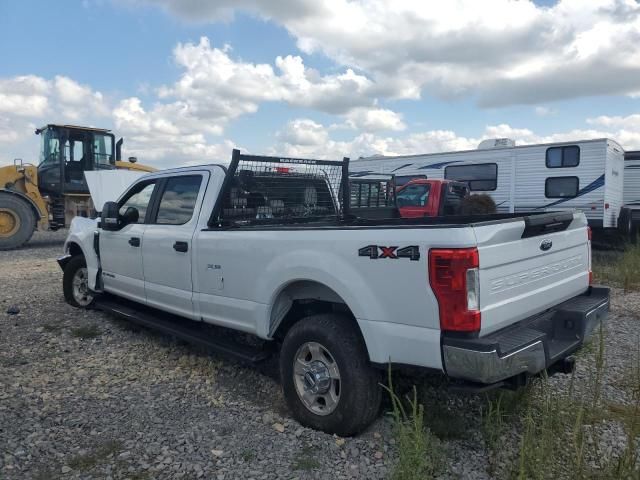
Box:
474 212 590 335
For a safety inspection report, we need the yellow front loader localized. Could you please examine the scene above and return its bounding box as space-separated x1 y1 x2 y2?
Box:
0 124 155 250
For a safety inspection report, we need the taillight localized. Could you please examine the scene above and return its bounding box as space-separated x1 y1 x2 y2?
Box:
587 226 593 284
429 248 481 333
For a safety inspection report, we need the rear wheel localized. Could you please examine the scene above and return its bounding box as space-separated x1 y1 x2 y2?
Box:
0 193 36 250
279 314 381 436
63 256 95 308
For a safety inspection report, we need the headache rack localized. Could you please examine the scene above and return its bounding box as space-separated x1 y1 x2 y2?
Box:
208 149 350 228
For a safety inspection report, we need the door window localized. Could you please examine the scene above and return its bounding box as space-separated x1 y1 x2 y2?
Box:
119 182 156 223
397 184 430 207
155 175 202 225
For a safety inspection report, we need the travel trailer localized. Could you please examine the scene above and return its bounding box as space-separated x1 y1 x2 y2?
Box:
351 138 639 236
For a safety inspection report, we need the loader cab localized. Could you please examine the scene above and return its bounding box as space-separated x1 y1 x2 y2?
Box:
36 124 116 196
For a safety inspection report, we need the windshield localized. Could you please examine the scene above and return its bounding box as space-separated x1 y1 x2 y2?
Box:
397 184 430 207
93 133 115 167
39 128 60 166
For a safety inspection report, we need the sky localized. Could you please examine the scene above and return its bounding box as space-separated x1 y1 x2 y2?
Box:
1 0 640 169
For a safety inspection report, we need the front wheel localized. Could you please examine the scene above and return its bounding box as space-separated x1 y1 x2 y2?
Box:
0 193 36 250
63 256 95 308
279 314 381 436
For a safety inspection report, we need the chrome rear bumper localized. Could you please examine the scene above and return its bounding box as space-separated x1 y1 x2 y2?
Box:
442 286 610 385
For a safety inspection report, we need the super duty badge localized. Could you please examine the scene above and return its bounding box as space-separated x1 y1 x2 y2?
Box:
358 245 420 261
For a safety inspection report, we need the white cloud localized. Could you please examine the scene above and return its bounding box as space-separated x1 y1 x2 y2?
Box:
534 106 557 117
0 76 50 117
343 107 405 132
271 117 640 161
157 37 400 127
130 0 640 107
0 75 110 162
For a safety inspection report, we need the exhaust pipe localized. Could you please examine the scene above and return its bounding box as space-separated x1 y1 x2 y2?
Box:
116 138 123 162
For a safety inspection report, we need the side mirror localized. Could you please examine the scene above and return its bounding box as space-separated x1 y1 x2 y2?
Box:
122 206 139 225
100 201 120 231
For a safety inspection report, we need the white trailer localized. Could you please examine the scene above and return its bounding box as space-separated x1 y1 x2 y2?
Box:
624 151 640 205
352 138 627 230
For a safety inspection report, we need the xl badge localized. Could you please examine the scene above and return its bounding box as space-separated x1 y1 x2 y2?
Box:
540 239 553 251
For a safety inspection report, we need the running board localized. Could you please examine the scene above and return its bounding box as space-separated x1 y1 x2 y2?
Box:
94 297 274 364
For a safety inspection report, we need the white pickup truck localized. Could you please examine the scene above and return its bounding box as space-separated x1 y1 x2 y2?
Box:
59 150 609 436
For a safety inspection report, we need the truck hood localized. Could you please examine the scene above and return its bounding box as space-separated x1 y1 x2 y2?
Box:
84 170 146 212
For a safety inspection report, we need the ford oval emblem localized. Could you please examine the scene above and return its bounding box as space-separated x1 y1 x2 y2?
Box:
540 239 553 251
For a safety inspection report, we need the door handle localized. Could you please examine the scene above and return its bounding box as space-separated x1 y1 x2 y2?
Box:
128 237 141 247
173 241 188 253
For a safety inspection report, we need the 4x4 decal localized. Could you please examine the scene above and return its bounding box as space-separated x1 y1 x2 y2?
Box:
358 245 420 261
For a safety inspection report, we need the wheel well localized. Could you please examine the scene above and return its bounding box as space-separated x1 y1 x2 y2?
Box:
67 242 84 257
270 280 364 343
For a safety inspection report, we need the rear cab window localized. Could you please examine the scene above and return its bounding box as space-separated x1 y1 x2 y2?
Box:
222 171 337 223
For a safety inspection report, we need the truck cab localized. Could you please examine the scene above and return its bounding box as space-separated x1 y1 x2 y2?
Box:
396 178 469 218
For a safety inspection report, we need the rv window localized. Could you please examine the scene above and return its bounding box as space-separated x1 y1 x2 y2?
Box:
546 146 580 168
545 176 579 198
444 163 497 191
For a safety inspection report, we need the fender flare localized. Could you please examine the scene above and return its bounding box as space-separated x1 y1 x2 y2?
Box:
0 188 44 220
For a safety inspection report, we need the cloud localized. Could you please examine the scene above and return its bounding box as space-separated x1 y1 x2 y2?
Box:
534 106 557 117
157 37 401 127
0 75 110 162
129 0 640 107
271 116 640 161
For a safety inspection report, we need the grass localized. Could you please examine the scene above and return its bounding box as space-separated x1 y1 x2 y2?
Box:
241 449 255 462
593 243 640 291
383 369 444 480
291 445 321 471
42 322 62 332
67 440 123 471
70 324 101 339
481 328 640 480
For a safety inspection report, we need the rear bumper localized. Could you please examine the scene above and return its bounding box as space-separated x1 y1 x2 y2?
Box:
442 286 610 385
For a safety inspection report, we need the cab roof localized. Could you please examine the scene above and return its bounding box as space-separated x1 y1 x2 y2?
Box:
35 124 112 135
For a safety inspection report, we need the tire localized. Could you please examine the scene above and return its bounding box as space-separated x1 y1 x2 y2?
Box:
279 314 382 436
0 193 36 250
63 255 95 308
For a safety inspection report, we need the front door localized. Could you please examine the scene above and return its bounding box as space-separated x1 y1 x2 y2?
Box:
100 180 157 303
142 174 206 319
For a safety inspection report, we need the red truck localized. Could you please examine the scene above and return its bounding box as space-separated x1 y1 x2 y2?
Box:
396 178 470 218
349 176 471 219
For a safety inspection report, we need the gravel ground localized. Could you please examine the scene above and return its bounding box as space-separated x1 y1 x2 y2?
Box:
1 230 639 479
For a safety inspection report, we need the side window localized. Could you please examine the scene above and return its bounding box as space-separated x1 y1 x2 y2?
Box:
119 182 156 223
444 163 498 191
397 184 430 207
545 177 579 198
155 175 202 225
546 146 580 168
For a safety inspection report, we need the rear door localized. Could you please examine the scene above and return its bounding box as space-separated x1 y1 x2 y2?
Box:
474 212 590 335
141 173 208 319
